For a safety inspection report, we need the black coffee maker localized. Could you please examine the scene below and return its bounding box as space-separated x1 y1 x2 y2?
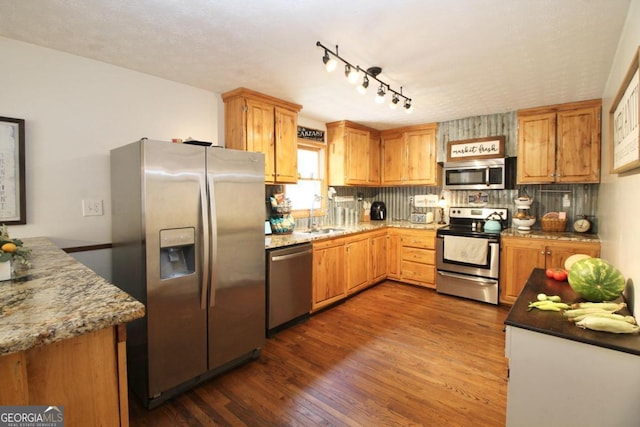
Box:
370 201 387 221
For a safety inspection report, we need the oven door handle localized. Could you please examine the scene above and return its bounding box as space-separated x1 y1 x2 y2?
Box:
437 270 497 286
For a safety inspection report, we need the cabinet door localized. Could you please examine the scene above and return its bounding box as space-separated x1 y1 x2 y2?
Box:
387 230 401 279
346 235 370 293
405 129 437 184
345 128 371 185
246 99 275 181
517 112 556 184
381 133 405 184
545 241 600 269
312 240 346 311
556 106 600 183
500 238 546 303
368 132 381 185
370 231 387 283
274 107 298 183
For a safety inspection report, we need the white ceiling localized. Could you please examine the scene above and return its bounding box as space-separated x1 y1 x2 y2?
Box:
0 0 631 130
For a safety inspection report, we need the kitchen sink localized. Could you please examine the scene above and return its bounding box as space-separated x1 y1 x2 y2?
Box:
298 228 345 235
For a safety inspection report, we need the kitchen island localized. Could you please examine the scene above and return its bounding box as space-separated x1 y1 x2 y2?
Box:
0 237 145 426
504 268 640 426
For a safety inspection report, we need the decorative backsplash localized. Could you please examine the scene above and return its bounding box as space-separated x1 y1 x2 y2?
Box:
308 183 599 233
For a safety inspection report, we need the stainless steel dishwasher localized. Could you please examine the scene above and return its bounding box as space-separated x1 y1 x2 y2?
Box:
266 242 312 336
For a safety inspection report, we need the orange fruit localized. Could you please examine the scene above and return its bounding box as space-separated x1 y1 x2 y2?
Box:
1 243 17 253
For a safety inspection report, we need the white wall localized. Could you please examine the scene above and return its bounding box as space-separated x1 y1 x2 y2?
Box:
600 0 640 314
0 37 219 244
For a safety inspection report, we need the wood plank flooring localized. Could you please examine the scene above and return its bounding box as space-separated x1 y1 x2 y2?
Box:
129 281 511 426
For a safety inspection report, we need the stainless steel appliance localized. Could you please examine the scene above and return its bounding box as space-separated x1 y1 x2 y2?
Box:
266 243 312 336
443 158 516 190
111 139 265 408
436 207 508 305
370 201 386 220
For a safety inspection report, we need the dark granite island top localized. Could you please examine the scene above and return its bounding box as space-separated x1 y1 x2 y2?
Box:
0 237 145 355
504 268 640 356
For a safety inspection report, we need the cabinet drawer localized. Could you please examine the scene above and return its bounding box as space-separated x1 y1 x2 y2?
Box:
401 261 435 283
401 233 435 249
401 247 435 264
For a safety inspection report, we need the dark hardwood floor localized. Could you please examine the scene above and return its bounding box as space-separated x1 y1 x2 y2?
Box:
129 281 511 426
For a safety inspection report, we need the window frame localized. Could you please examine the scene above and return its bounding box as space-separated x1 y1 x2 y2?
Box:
287 139 327 220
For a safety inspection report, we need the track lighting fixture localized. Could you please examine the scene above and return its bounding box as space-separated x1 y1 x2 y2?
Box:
316 41 413 113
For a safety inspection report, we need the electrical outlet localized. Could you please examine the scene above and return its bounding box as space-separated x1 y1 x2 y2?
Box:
82 199 104 216
409 196 414 205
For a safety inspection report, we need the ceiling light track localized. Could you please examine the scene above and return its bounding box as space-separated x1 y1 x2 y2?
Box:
316 41 413 113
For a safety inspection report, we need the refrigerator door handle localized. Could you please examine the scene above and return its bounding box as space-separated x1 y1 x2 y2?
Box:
200 173 210 310
207 171 218 308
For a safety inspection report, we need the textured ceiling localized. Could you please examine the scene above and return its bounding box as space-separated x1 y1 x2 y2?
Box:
0 0 631 130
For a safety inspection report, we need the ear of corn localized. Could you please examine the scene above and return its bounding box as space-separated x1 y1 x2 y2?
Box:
575 316 640 334
562 305 625 318
570 302 626 311
569 312 637 324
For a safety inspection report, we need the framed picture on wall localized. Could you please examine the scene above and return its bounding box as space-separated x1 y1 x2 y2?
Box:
610 46 640 174
0 116 26 225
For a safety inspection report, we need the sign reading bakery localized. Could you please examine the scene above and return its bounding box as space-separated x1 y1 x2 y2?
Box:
447 136 505 162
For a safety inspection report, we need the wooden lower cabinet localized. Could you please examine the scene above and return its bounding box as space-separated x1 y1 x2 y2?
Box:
312 230 390 312
500 236 600 304
386 229 402 279
399 229 437 288
312 237 346 311
0 325 130 427
345 234 370 293
369 230 388 283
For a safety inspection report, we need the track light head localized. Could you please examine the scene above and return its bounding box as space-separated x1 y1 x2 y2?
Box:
404 99 413 114
375 85 386 104
323 50 337 72
345 65 359 84
356 75 369 95
390 93 400 109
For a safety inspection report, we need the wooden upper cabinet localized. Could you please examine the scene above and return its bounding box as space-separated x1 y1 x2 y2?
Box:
556 106 600 182
381 123 439 186
326 120 380 186
274 107 298 183
517 99 601 184
222 87 302 184
381 132 404 184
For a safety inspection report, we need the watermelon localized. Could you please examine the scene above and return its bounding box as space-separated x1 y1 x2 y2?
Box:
568 258 625 302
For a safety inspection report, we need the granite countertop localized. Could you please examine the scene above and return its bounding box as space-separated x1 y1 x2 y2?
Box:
501 227 600 242
267 222 601 249
266 220 443 249
0 237 145 356
504 268 640 356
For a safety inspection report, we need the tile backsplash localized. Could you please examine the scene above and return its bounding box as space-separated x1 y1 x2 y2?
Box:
306 183 599 233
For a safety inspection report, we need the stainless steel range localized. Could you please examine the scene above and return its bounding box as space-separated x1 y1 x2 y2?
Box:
436 207 508 305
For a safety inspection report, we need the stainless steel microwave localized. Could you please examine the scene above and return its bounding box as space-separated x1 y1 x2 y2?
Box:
443 158 515 190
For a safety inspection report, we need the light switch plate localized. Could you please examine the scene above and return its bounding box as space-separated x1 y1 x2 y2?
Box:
82 199 104 216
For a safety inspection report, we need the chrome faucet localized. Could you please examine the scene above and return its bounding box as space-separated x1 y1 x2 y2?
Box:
308 194 322 231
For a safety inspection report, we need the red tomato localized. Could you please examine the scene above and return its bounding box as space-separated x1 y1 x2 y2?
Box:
552 269 568 281
545 268 555 278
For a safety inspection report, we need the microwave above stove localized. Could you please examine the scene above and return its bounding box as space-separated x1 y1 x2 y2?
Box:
442 157 516 191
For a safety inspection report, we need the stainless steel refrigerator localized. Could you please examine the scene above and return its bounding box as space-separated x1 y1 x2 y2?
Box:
110 139 265 408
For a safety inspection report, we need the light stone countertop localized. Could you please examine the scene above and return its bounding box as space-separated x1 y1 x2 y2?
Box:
266 222 601 249
0 237 145 356
266 220 443 249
